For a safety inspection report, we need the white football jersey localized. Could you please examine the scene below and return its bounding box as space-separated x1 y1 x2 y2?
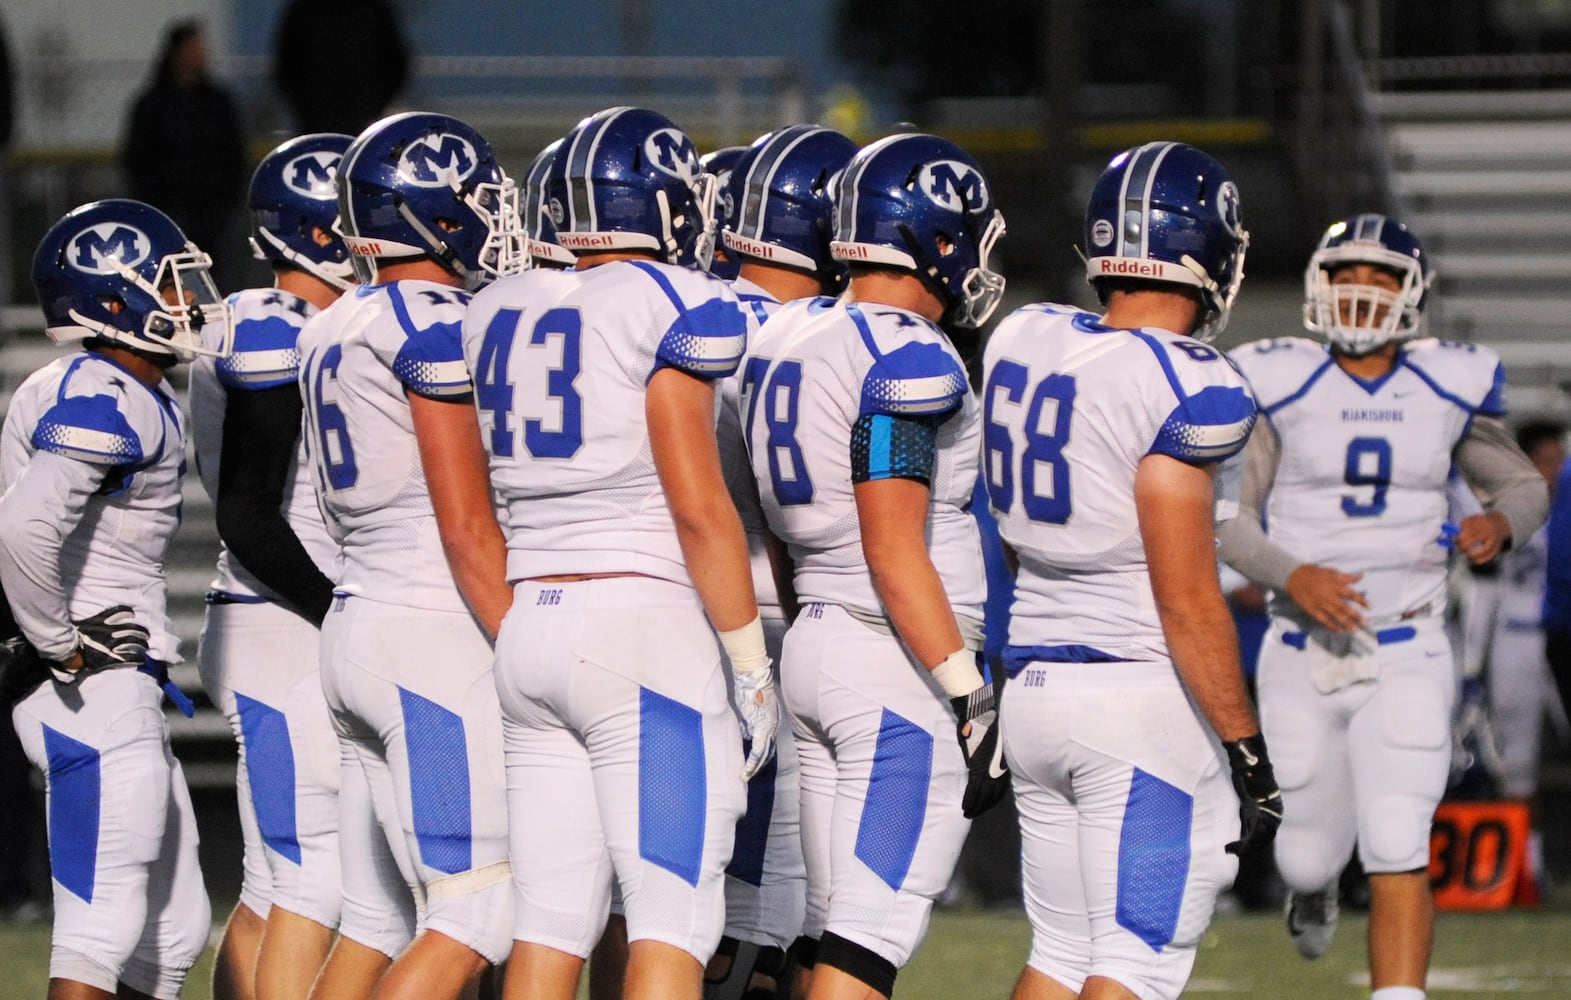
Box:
721 276 783 608
982 304 1257 661
1231 336 1506 621
462 259 748 584
297 280 475 613
189 288 338 599
0 353 186 660
742 297 985 619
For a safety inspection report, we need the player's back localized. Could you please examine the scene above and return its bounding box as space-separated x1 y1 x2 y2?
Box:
0 351 186 659
190 287 338 600
298 279 474 612
744 297 984 619
463 259 747 585
1232 335 1503 619
983 303 1255 662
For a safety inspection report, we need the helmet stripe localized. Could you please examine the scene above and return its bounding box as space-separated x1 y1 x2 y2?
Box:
835 133 904 244
739 126 817 238
564 106 632 233
1116 142 1174 260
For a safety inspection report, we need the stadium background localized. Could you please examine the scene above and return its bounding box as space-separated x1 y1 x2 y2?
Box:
2 0 1570 994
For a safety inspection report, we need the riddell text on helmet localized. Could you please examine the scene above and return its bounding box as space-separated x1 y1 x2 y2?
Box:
1092 258 1164 277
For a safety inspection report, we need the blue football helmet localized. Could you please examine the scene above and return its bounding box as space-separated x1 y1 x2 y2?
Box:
33 198 231 362
545 106 714 267
522 139 576 269
248 132 355 290
1084 141 1248 341
724 125 858 292
1303 213 1431 354
701 145 748 279
337 111 526 289
830 133 1006 328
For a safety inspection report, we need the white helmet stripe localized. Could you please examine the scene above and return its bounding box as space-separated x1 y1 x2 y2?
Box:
835 133 906 244
563 105 633 233
739 127 818 238
1115 142 1174 260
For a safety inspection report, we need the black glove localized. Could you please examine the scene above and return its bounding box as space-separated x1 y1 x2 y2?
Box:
1224 733 1283 856
52 605 150 685
951 676 1010 819
0 636 49 708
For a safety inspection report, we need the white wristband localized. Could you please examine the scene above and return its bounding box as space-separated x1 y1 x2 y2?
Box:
718 616 770 674
929 649 985 698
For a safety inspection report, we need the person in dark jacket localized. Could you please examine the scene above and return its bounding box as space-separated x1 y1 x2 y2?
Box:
272 0 410 135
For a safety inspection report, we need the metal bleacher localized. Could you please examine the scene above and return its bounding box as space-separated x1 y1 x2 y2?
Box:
0 307 235 788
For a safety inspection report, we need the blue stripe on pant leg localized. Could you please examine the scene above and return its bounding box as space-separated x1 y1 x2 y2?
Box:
854 708 932 890
639 687 707 886
237 693 301 864
397 687 472 875
1116 767 1194 951
726 743 778 886
43 726 100 903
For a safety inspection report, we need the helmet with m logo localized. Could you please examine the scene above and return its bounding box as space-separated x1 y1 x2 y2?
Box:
249 132 355 290
32 198 231 362
830 133 1007 328
337 111 526 289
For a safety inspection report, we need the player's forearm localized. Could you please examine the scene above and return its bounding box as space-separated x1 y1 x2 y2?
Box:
439 515 511 641
1457 415 1549 543
672 501 759 632
1157 590 1260 743
1216 512 1301 593
866 543 966 667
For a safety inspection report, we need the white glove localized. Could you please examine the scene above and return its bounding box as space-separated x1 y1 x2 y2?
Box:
719 616 780 781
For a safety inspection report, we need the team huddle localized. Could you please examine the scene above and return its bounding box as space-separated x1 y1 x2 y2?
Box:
0 105 1547 1000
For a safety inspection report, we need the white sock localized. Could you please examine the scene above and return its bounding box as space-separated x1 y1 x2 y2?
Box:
1370 988 1424 1000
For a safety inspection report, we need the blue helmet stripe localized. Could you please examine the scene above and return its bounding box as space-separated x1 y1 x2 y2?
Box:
564 106 633 232
836 133 903 243
1116 142 1175 260
738 126 816 238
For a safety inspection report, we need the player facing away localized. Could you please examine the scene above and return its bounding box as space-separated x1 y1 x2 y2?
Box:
296 111 525 1000
704 124 859 1000
742 133 1010 1000
520 138 577 270
0 199 228 1000
1217 214 1547 1000
461 105 778 1000
189 132 353 1000
984 142 1280 1000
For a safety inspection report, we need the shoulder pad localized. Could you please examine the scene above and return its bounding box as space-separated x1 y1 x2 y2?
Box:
218 296 310 389
628 262 748 378
375 283 472 398
1401 338 1507 416
861 341 968 418
1136 331 1258 464
1226 336 1330 411
32 393 144 466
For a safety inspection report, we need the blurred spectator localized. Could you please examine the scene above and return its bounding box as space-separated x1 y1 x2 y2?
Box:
0 11 12 310
273 0 409 135
121 20 246 283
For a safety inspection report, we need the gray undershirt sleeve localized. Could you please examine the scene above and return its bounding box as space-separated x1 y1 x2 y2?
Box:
1216 418 1303 592
1455 414 1550 544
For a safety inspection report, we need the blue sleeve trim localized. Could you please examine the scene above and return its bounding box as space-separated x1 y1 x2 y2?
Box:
858 342 967 418
217 315 304 390
851 413 937 484
1261 357 1336 417
1149 385 1257 465
32 394 145 465
626 261 747 379
1480 360 1507 417
1400 357 1487 415
384 284 471 398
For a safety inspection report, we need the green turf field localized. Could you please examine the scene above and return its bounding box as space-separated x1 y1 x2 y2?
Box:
5 903 1571 999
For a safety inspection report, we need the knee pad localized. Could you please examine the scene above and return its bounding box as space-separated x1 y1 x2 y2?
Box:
422 861 514 964
819 932 897 998
704 936 788 1000
1273 830 1349 894
1359 795 1435 873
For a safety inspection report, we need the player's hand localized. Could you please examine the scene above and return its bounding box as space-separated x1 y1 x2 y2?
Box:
1454 511 1511 566
1285 564 1368 633
951 678 1010 819
732 663 780 781
1224 733 1283 856
64 605 151 682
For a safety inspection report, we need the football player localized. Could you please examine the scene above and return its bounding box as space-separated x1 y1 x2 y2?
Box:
461 105 775 1000
0 199 226 1000
1218 214 1548 1000
521 139 576 270
700 145 747 281
189 133 352 1000
296 111 523 1000
985 142 1278 1000
742 133 1007 1000
703 124 858 1000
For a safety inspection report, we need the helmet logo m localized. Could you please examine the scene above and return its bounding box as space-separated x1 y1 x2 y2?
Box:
919 161 988 213
646 129 699 183
400 134 478 188
68 224 151 274
285 152 342 199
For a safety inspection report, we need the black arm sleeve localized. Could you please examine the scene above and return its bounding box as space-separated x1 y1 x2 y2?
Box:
215 384 335 626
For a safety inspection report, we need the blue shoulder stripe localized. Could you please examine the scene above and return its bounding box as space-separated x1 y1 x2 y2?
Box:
385 284 470 397
32 394 144 465
1149 385 1257 464
1400 356 1495 415
847 306 968 418
628 261 748 378
1260 356 1335 417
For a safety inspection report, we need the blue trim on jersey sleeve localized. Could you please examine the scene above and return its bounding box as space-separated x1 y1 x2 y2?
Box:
626 260 748 379
851 412 938 484
218 314 304 390
44 725 100 903
639 687 707 886
1480 360 1507 417
397 687 474 875
385 285 472 398
1149 385 1257 465
854 708 931 890
1116 768 1193 951
1259 356 1336 417
237 694 301 864
32 393 145 466
858 342 967 418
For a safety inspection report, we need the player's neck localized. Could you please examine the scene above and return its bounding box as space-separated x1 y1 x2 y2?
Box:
1101 289 1201 335
738 261 820 303
274 267 343 311
89 344 170 388
847 271 944 322
375 258 464 287
574 250 662 269
1332 343 1400 380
